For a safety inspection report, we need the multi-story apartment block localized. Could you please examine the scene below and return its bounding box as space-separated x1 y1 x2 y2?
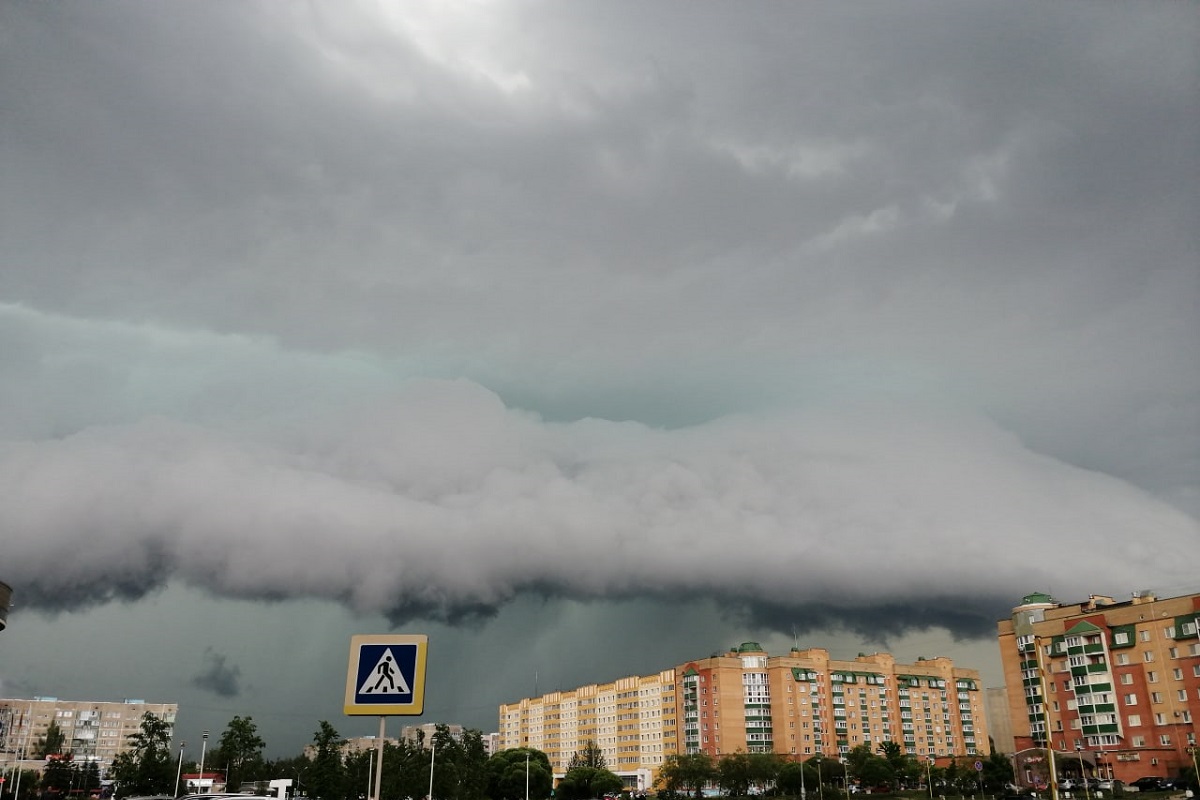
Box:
499 668 677 790
498 644 987 787
678 643 986 761
0 696 178 770
997 589 1200 783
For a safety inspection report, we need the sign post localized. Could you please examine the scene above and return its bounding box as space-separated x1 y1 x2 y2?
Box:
346 634 428 800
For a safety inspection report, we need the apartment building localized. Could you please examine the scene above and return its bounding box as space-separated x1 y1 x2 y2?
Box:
997 589 1200 783
679 643 986 760
0 696 178 770
498 668 677 791
498 644 987 787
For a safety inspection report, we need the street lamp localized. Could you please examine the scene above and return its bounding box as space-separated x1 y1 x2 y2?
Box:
174 741 186 798
841 757 851 796
816 752 825 800
800 754 807 800
197 731 209 795
926 757 934 800
1076 746 1091 800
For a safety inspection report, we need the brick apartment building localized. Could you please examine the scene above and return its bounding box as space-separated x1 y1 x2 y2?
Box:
0 696 178 772
498 642 987 788
997 589 1200 783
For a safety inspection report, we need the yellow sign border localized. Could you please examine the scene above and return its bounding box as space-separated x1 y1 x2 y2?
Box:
344 634 428 716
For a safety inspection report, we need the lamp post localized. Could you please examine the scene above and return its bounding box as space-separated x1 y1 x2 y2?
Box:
926 757 934 800
816 752 824 800
524 750 530 800
197 731 209 795
841 758 851 797
175 741 186 798
428 739 436 800
1076 746 1091 800
800 755 807 800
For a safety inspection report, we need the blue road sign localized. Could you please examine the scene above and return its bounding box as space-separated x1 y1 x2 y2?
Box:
344 634 427 715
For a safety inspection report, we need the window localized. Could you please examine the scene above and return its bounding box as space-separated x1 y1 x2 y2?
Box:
1144 651 1155 662
1116 654 1130 665
1140 630 1151 642
1177 690 1187 702
1172 668 1183 680
1154 713 1166 725
1151 692 1162 703
1148 671 1159 683
1124 694 1138 705
1127 714 1141 726
1132 736 1145 747
1113 631 1130 645
1159 734 1171 746
1121 674 1134 685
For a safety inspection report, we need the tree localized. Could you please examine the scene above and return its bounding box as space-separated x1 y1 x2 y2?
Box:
656 753 717 799
777 761 819 796
718 752 753 798
109 712 175 797
568 740 607 771
217 716 267 792
486 749 552 800
306 721 346 800
556 767 624 800
42 755 74 795
34 721 66 758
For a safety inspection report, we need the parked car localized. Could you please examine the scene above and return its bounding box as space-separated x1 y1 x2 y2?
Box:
1097 779 1124 792
1129 777 1165 792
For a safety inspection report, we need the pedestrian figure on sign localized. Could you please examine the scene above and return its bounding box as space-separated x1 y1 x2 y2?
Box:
373 655 397 692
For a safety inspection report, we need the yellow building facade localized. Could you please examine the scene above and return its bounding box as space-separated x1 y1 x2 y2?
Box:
0 696 178 771
498 644 987 787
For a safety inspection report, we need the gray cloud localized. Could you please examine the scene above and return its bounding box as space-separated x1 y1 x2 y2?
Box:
191 648 243 698
0 0 1197 754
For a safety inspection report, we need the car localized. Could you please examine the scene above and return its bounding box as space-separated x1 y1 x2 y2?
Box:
1060 779 1079 791
1097 780 1124 792
1129 777 1165 793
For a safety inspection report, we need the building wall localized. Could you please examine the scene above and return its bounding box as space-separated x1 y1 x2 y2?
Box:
499 644 987 785
678 644 987 761
498 668 677 787
0 696 177 772
996 589 1200 782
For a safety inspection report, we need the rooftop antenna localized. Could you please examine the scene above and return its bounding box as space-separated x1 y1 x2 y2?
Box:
534 670 539 698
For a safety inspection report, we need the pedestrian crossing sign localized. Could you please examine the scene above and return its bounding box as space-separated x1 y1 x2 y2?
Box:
344 634 428 715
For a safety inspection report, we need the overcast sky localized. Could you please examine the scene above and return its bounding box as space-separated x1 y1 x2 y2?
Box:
1 0 1197 759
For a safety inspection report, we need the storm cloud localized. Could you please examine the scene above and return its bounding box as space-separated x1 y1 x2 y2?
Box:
0 0 1197 755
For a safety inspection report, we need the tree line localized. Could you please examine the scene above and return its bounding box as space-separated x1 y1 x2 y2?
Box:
4 712 1023 800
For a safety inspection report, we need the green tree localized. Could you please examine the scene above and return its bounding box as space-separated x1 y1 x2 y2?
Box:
556 767 624 800
980 749 1014 790
656 753 717 799
485 749 552 800
718 752 753 797
777 761 819 796
568 740 607 771
217 716 267 792
42 756 74 794
747 753 782 794
109 712 175 797
306 721 346 800
35 721 66 757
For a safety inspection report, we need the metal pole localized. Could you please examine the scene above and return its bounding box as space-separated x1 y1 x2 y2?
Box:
367 749 374 800
1033 642 1059 800
525 751 530 800
428 739 436 800
800 755 807 800
175 742 186 798
373 717 386 800
817 756 824 800
198 731 209 795
927 758 934 800
1077 747 1091 800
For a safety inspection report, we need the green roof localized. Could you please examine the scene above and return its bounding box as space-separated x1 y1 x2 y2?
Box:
737 641 765 653
1066 621 1103 634
1021 592 1055 605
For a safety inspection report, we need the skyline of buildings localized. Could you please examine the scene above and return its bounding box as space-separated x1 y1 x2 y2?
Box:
497 642 987 788
0 696 178 773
